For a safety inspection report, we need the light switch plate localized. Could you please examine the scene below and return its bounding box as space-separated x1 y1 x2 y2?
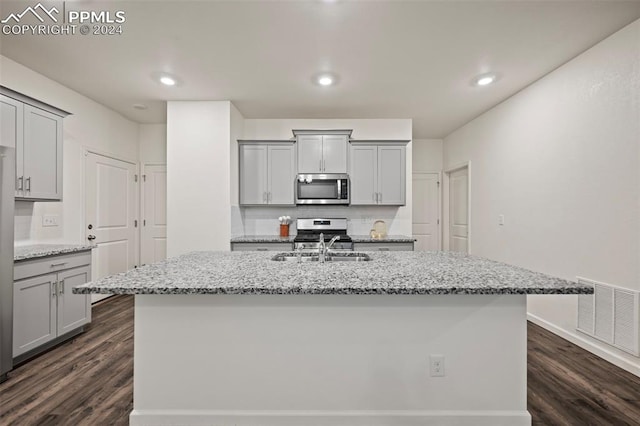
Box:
42 215 59 227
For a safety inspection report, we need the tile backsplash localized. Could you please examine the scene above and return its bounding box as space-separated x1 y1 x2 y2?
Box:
232 205 411 236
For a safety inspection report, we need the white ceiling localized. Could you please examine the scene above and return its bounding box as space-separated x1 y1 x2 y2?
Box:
1 1 639 138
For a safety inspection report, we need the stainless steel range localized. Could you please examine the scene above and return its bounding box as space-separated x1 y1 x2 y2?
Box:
294 218 353 251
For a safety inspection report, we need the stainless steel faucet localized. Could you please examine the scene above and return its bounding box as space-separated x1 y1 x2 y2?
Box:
318 233 340 263
318 233 326 263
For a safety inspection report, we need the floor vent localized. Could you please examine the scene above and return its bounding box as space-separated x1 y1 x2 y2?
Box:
576 277 639 356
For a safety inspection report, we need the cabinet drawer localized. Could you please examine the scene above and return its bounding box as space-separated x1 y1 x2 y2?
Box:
353 242 414 251
14 251 92 281
231 242 293 252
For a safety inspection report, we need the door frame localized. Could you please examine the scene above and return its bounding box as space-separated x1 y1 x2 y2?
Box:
411 170 442 250
83 148 140 281
443 161 471 254
140 162 167 264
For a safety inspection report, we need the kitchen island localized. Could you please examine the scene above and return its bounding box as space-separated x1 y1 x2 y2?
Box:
75 251 592 426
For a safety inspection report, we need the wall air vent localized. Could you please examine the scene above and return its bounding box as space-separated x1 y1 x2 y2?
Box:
576 277 639 356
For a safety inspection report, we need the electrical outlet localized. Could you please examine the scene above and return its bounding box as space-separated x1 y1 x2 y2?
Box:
42 215 59 227
429 355 445 377
498 214 505 226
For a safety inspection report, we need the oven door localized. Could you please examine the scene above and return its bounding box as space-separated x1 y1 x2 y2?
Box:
295 174 349 205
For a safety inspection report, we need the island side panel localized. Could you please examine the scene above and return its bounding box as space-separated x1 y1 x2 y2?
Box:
130 294 530 426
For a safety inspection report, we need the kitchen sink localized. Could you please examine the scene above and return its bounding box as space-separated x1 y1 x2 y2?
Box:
271 252 371 262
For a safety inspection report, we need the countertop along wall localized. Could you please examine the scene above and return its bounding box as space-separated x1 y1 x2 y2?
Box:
1 55 140 247
235 119 413 236
443 20 640 375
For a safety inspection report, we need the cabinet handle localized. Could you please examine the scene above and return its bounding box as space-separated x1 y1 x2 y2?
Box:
52 282 57 298
25 177 31 191
58 280 64 294
17 176 23 191
51 262 68 267
319 159 322 172
379 192 382 203
256 248 268 251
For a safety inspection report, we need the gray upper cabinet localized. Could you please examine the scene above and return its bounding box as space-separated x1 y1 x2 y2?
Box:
0 95 23 197
349 141 407 206
1 88 69 201
297 135 323 174
294 130 350 174
22 105 63 200
239 141 295 206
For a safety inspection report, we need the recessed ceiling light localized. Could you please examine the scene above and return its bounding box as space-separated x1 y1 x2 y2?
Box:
151 72 181 87
132 103 148 110
318 76 333 86
473 73 498 87
159 76 176 86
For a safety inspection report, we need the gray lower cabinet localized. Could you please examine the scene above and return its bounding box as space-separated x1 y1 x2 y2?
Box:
13 252 91 358
239 141 295 206
231 242 293 251
353 242 414 251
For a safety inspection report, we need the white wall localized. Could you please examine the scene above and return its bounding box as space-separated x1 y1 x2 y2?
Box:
139 124 167 165
236 119 413 236
443 20 640 374
230 104 245 237
167 101 234 256
1 55 139 246
413 139 443 173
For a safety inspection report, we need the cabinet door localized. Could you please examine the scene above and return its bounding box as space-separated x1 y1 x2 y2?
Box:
22 105 63 200
349 145 377 205
0 95 23 196
57 266 91 335
322 135 348 173
297 135 323 173
353 242 414 251
239 145 268 205
13 273 57 357
268 145 295 205
378 145 406 205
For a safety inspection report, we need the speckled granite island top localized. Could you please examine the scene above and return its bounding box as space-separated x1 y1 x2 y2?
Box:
14 244 94 262
74 251 592 295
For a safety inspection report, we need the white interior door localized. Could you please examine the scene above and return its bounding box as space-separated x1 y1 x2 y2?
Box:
85 152 137 303
448 167 469 253
141 164 167 265
412 173 440 251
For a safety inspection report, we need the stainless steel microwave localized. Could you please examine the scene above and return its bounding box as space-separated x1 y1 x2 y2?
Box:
295 174 349 205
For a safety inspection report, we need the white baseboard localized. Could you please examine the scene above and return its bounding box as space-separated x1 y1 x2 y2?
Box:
527 313 640 378
130 410 531 426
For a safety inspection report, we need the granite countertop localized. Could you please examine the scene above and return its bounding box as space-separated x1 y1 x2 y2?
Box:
74 251 592 296
229 235 415 243
230 235 295 243
14 244 94 262
350 235 416 243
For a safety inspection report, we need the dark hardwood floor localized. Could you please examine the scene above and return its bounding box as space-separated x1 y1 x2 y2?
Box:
0 295 134 426
1 295 640 425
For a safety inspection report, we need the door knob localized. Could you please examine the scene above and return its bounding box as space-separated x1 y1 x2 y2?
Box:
87 235 96 241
